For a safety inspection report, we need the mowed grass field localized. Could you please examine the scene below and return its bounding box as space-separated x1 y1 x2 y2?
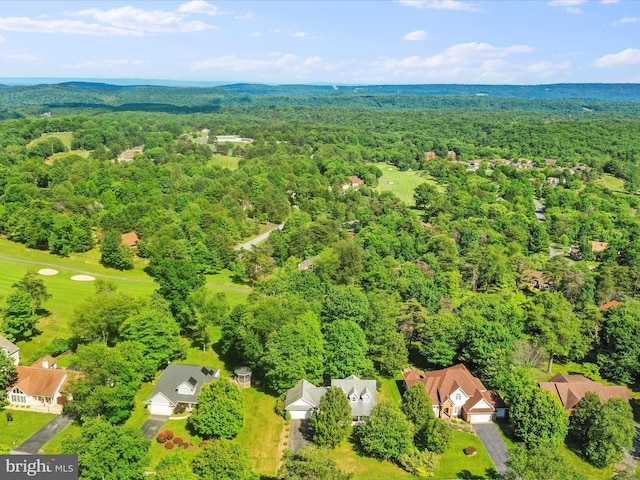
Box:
0 238 250 361
374 163 441 206
27 132 73 150
208 154 240 170
0 411 57 454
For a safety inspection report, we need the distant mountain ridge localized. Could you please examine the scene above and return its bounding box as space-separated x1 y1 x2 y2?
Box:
0 81 639 114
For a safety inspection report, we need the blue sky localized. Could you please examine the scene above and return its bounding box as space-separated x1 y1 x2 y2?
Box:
0 0 638 84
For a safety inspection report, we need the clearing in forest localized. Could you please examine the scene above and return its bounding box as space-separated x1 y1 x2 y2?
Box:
374 163 441 206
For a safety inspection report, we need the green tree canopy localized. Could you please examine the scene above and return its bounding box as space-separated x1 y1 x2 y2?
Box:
310 386 352 448
504 444 582 480
357 402 414 461
509 386 569 448
189 378 244 439
62 418 150 480
12 271 51 316
324 320 372 379
2 289 37 342
278 446 353 480
192 440 258 480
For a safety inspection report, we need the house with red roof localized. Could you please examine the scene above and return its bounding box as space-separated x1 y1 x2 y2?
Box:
403 364 506 423
599 300 620 311
538 373 630 413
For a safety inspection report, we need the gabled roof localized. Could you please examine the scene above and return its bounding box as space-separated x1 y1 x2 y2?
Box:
12 366 67 397
404 364 486 406
0 335 19 356
590 241 609 252
145 364 219 407
284 379 327 411
331 375 377 417
538 373 631 411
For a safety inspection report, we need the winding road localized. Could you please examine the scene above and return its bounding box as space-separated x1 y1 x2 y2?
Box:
234 223 284 251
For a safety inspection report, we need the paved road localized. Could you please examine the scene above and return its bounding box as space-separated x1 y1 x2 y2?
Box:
474 423 509 476
0 255 250 294
235 223 284 251
288 419 312 452
140 415 170 440
533 198 545 222
10 413 76 455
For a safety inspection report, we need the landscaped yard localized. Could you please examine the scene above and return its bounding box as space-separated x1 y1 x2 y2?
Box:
435 429 497 479
0 410 56 454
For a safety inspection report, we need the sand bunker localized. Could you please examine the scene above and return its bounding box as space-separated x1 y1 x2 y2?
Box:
70 275 95 282
38 268 59 276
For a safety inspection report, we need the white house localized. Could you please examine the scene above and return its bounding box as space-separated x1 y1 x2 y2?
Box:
0 335 19 366
145 364 219 416
7 366 69 410
403 364 507 424
284 376 378 421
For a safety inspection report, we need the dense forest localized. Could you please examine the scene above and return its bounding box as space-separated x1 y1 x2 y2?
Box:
1 84 640 479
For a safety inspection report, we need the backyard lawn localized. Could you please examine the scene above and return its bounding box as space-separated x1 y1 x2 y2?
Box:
0 410 56 454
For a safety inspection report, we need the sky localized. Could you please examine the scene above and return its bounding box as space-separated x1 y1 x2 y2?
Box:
0 0 638 85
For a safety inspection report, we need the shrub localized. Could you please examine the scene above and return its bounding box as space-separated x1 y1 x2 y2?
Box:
173 437 183 446
464 446 477 456
164 441 175 450
399 449 440 477
181 441 190 448
157 432 167 443
164 430 174 440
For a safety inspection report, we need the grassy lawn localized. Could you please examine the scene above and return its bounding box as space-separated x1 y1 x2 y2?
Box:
328 435 412 480
147 417 201 470
27 132 73 150
377 376 403 404
600 173 625 193
0 410 57 454
0 238 250 361
208 154 240 170
435 429 497 479
235 388 284 477
374 163 442 206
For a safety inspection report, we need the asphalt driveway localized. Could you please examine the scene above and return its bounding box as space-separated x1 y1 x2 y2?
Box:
11 413 76 455
140 415 169 440
474 423 509 476
288 419 312 452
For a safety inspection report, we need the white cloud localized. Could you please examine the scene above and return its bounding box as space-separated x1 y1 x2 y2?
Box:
611 16 639 26
291 31 310 38
403 30 428 41
7 53 37 61
594 48 640 68
250 32 262 37
397 0 479 11
548 0 586 13
601 0 619 3
364 42 566 83
177 1 221 16
63 59 151 70
73 6 212 33
235 12 255 20
190 53 343 77
0 16 145 36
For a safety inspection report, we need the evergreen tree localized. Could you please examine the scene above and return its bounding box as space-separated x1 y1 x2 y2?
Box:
310 387 352 448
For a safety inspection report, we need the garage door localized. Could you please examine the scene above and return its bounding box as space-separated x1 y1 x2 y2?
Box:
288 410 312 420
469 413 493 423
149 404 174 416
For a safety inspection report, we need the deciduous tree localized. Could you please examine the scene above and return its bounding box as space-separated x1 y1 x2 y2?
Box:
2 290 37 342
278 446 353 480
509 386 568 448
189 378 244 439
12 271 51 316
192 440 257 480
357 402 414 461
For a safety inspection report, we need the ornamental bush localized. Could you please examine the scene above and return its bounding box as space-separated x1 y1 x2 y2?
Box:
157 432 167 443
173 437 183 446
164 441 174 450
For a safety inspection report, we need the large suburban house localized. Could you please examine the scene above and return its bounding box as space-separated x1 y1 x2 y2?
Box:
145 364 220 415
0 335 20 365
285 375 377 421
7 363 69 410
403 364 507 424
538 373 631 412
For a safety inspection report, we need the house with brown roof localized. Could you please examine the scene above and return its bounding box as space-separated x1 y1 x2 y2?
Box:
424 151 437 160
7 366 70 411
403 364 506 423
599 300 620 311
590 241 609 253
121 232 140 249
538 373 630 413
341 177 365 190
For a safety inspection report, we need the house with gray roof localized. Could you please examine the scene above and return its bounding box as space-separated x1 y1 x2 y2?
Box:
331 375 377 420
145 364 219 415
284 376 377 421
0 334 19 366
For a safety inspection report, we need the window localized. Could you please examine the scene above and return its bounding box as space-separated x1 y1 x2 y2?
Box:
455 393 462 401
10 394 26 404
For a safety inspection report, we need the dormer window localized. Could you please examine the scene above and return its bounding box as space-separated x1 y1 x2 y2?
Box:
455 393 462 401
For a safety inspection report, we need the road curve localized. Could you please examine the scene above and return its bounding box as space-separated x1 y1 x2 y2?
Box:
234 223 284 251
